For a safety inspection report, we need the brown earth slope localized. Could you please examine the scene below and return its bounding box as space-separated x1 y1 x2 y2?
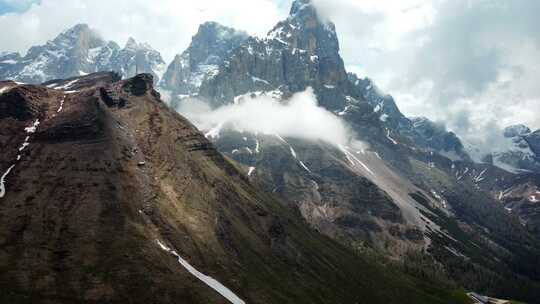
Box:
0 72 466 304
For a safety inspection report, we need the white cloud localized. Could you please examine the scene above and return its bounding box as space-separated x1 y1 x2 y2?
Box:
177 88 358 148
0 0 286 61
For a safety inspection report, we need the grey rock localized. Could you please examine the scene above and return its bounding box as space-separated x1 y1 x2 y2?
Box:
159 22 248 95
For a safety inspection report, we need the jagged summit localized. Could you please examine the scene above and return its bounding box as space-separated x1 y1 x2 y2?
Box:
124 37 138 49
52 23 105 48
0 24 166 84
159 21 248 95
57 23 93 37
504 124 532 138
290 0 311 14
268 0 338 57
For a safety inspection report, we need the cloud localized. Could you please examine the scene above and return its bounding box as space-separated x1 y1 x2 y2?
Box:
312 0 540 153
0 0 286 61
176 88 359 148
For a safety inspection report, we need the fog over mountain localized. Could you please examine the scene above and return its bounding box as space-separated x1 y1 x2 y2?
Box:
177 89 362 149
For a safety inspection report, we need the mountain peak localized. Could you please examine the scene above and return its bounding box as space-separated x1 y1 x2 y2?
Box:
290 0 313 16
194 21 248 42
55 23 101 42
267 0 338 57
125 37 138 49
62 23 91 34
504 124 531 138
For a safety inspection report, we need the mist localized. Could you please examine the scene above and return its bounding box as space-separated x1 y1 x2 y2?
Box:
174 88 360 148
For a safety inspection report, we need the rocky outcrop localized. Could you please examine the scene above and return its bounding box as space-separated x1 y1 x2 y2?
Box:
525 129 540 157
0 84 48 120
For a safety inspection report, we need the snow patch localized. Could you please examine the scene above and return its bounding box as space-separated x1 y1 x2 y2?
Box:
339 145 374 175
290 147 297 158
55 79 79 90
247 167 256 177
0 165 16 198
156 240 246 304
251 76 269 85
0 86 11 94
299 161 312 173
1 119 41 199
255 139 260 153
57 95 66 113
386 129 398 145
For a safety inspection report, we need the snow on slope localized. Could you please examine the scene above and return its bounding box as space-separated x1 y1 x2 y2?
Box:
0 119 41 199
156 240 246 304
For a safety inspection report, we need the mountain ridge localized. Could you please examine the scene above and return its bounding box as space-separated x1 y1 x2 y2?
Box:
0 72 470 304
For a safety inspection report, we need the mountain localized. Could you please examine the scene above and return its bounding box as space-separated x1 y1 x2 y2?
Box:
0 72 470 303
0 24 166 85
347 74 469 161
2 0 540 302
164 0 540 302
487 124 540 173
160 22 248 98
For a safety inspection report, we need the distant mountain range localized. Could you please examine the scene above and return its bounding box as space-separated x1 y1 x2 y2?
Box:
1 0 540 302
0 24 166 84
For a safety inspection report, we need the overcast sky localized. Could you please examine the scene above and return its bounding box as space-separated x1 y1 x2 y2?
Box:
0 0 538 148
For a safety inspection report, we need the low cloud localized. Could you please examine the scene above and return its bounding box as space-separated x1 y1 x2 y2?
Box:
176 88 361 148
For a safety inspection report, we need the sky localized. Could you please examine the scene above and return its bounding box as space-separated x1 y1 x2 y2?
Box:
0 0 538 149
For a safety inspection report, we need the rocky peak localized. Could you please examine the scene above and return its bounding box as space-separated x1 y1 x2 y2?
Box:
159 22 248 95
53 23 105 50
122 73 155 96
196 0 350 110
504 124 531 138
124 37 138 49
268 0 339 57
290 0 312 15
188 21 248 68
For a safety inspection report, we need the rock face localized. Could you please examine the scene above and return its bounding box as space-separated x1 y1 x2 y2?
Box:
408 117 469 160
160 22 248 96
525 129 540 156
0 24 166 85
198 0 353 111
0 72 468 304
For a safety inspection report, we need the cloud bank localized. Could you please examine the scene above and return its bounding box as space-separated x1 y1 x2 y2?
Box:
176 88 358 148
